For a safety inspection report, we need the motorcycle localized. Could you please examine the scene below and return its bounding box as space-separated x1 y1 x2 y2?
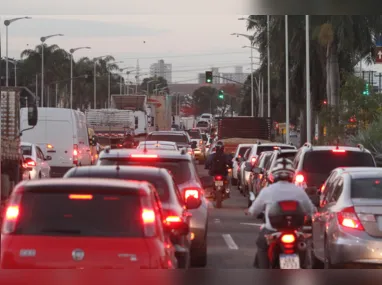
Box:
255 200 312 269
212 174 230 208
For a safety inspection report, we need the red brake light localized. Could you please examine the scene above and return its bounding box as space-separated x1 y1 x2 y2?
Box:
337 206 364 231
295 174 304 183
165 216 182 223
279 200 298 211
5 205 19 221
73 144 78 165
251 157 257 164
281 234 296 244
26 160 36 167
185 189 199 200
215 175 223 181
131 154 158 158
142 209 156 224
69 194 93 200
332 149 346 153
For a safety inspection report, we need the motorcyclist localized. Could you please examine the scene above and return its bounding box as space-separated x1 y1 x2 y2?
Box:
122 130 135 148
205 141 233 181
244 157 315 269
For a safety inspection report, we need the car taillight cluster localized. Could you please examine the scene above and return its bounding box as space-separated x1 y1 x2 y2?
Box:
214 175 223 181
2 194 21 234
73 144 79 166
141 208 157 237
23 158 36 168
184 189 200 200
280 233 296 254
251 157 257 164
336 206 365 231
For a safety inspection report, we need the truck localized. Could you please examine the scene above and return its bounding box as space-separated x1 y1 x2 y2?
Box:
1 87 38 208
85 109 134 149
215 116 273 154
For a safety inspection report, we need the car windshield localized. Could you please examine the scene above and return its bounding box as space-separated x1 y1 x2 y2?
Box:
351 177 382 199
20 145 32 156
14 191 143 237
99 159 192 185
303 151 375 175
196 121 208 127
146 134 187 144
188 131 201 139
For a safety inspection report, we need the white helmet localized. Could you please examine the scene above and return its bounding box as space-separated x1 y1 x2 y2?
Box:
270 158 295 183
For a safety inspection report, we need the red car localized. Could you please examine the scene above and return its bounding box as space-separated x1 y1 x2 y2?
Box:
1 178 177 269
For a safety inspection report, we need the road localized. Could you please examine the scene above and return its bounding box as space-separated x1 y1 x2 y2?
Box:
196 164 260 269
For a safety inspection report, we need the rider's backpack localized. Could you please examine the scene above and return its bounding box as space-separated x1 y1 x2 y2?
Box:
210 152 226 175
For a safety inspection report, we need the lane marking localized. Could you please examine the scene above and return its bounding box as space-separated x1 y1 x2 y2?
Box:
222 234 239 250
240 222 262 226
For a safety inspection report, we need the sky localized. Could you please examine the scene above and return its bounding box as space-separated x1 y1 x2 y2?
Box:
1 2 382 85
0 14 260 83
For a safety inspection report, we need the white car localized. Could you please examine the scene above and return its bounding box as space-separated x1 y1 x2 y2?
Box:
20 142 51 180
231 144 253 186
137 141 178 151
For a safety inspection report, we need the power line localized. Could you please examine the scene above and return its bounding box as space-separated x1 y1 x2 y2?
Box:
118 51 251 60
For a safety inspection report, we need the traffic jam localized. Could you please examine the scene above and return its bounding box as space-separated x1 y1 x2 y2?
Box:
2 96 382 269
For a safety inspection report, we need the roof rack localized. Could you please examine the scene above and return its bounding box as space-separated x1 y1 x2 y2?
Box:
357 144 365 151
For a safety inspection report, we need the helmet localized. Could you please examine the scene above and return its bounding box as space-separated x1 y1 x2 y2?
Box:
270 157 295 183
215 141 224 152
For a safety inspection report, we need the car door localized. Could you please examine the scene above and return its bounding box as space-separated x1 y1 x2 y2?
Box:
313 177 343 260
36 146 50 178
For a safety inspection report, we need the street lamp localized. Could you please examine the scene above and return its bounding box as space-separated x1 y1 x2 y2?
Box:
40 33 64 107
5 58 18 87
107 61 123 108
231 33 255 117
93 55 111 109
4 16 31 87
69 46 91 109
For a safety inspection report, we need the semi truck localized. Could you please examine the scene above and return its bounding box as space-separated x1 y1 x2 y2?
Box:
1 87 38 208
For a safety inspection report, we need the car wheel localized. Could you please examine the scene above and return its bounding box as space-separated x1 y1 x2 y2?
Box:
191 239 207 267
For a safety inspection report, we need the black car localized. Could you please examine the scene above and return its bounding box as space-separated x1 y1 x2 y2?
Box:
64 165 201 269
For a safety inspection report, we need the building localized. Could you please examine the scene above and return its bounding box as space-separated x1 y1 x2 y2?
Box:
221 66 249 84
150 59 172 83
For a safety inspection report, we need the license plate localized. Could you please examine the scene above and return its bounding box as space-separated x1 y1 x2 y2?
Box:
215 181 224 186
279 254 300 269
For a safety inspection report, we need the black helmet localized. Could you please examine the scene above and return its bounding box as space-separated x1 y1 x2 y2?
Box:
270 157 295 183
215 141 224 152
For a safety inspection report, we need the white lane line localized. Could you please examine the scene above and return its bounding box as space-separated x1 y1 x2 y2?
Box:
240 222 262 226
222 234 239 250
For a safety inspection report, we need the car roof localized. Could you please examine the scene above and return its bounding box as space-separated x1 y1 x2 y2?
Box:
20 142 33 147
277 149 298 153
300 144 372 154
138 141 177 145
347 169 382 179
148 131 187 136
14 178 153 196
99 148 192 161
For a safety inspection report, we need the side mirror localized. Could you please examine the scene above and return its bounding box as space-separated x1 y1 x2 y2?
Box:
191 141 197 149
45 155 52 161
185 196 201 209
27 104 38 126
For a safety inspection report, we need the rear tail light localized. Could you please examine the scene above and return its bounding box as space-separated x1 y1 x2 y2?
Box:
5 206 19 221
215 175 223 181
337 206 364 231
281 234 296 244
131 154 158 158
165 216 182 223
69 194 93 200
117 144 123 148
73 144 78 166
184 189 200 200
2 194 21 234
199 140 203 145
47 144 54 149
251 157 257 164
294 174 304 183
142 208 156 237
279 200 298 211
26 159 36 167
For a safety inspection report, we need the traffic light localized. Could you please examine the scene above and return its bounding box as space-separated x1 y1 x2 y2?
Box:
205 71 213 83
218 90 224 99
363 83 370 95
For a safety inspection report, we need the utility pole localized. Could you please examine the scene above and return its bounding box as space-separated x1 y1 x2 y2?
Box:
375 73 382 93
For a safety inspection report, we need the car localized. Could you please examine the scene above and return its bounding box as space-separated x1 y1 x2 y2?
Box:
64 165 201 268
231 144 253 186
137 141 178 151
20 107 93 177
310 168 382 268
187 129 206 164
0 178 177 269
20 142 52 180
292 143 376 191
238 143 296 196
96 148 209 267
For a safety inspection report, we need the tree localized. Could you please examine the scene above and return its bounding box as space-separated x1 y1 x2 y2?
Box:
140 76 169 95
192 86 218 115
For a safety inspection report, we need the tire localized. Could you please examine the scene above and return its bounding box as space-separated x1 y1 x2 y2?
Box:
190 239 207 267
215 190 223 208
231 177 238 186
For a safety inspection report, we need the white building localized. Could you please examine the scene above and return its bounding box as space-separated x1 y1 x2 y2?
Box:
150 59 172 83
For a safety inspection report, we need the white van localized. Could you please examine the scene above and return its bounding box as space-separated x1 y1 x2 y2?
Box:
20 108 92 177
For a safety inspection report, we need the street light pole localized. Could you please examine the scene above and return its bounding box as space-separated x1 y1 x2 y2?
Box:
267 15 271 118
40 33 64 107
285 15 290 144
4 16 31 87
306 15 311 143
69 47 91 109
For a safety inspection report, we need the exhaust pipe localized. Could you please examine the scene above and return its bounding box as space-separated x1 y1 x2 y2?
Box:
297 241 307 251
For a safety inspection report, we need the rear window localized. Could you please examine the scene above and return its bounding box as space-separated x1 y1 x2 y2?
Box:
351 178 382 199
196 121 208 127
21 145 32 156
302 151 375 174
277 152 297 160
202 134 208 141
238 146 250 157
137 144 176 151
256 145 295 155
188 131 201 139
14 192 143 237
99 159 192 185
147 134 187 144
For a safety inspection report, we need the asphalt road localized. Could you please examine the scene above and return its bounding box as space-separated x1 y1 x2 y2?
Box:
196 164 261 269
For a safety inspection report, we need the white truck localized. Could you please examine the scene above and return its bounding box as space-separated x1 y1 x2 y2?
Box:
1 87 38 207
85 109 134 149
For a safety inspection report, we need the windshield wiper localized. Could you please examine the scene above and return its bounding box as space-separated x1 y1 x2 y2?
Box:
41 228 82 235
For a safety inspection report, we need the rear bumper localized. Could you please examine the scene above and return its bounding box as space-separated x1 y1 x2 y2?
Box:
50 166 73 178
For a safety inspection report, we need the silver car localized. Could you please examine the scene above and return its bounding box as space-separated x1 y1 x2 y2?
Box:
311 167 382 268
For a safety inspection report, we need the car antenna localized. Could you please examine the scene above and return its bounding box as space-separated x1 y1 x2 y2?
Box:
116 151 120 171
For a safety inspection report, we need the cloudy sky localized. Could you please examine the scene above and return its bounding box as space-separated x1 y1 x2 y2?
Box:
1 0 381 84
